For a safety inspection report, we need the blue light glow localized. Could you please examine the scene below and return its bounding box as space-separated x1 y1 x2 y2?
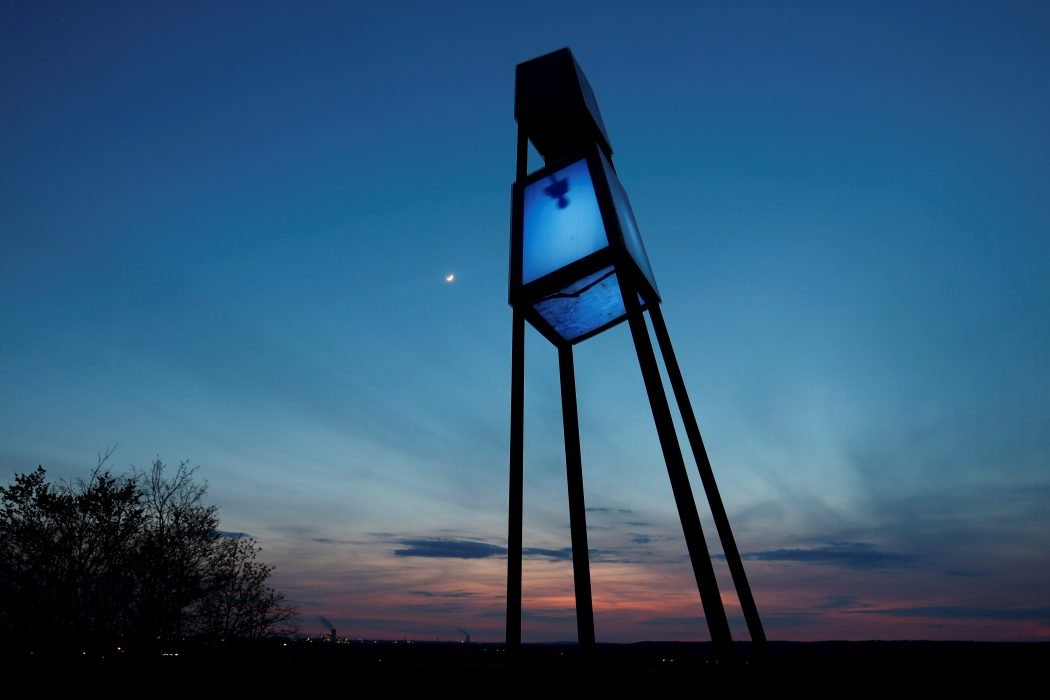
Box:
600 152 657 295
532 266 625 342
521 158 607 284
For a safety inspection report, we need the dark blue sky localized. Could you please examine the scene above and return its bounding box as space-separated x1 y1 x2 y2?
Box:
2 1 1048 641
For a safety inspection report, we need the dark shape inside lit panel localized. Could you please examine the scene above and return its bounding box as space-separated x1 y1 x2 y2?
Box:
598 151 658 297
521 158 608 285
532 266 625 342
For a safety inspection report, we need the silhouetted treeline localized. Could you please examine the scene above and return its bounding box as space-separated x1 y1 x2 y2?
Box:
0 453 297 656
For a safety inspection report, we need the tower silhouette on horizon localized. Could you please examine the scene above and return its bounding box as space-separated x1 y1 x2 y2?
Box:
504 47 765 655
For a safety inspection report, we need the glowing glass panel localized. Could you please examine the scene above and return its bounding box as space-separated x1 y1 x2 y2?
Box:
533 266 625 342
600 152 657 293
522 158 608 284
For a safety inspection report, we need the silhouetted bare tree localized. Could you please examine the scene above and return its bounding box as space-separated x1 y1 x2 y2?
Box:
0 450 145 653
191 535 297 640
132 458 220 644
0 464 76 651
0 452 298 656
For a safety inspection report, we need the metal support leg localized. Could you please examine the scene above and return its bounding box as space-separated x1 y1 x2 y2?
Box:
559 344 596 650
649 304 766 649
506 124 530 654
621 291 733 654
506 308 525 652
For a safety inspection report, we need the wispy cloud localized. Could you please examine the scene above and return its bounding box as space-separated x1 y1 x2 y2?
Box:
219 530 249 539
389 539 586 562
523 546 571 561
815 595 873 610
735 542 915 569
394 538 505 559
411 590 479 599
389 536 642 565
402 602 469 614
524 546 640 563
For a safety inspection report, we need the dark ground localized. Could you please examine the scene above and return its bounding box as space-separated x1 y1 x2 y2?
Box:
11 639 1049 692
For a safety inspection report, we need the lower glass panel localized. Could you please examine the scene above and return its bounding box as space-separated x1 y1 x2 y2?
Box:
532 266 626 342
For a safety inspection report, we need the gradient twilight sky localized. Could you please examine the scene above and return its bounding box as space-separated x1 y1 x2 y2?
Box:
3 1 1049 643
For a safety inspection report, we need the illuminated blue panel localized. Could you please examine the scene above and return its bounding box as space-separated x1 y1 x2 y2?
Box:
599 152 657 294
533 266 625 342
522 158 608 284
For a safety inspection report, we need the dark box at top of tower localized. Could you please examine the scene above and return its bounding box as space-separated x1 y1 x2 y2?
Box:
515 48 613 163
